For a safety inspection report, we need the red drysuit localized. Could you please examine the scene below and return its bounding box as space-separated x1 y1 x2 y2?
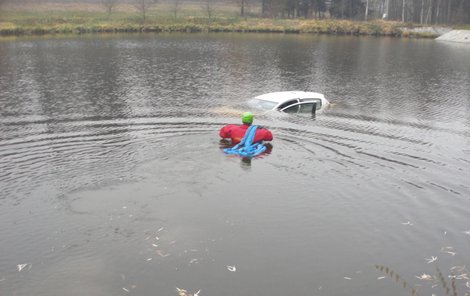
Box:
219 124 273 144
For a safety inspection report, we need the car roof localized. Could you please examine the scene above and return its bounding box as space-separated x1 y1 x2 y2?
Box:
254 91 325 103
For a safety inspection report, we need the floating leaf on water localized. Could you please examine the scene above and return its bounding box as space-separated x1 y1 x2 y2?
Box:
425 256 438 263
17 264 30 272
176 287 200 296
450 274 469 280
416 273 433 280
176 287 188 296
441 247 457 256
227 265 236 272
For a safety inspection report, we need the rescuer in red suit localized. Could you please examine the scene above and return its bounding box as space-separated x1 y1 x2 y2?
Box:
219 112 273 144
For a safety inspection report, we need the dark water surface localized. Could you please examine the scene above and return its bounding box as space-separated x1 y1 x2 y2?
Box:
1 33 470 296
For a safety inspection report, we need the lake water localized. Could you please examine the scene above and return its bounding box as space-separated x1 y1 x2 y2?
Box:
1 33 469 296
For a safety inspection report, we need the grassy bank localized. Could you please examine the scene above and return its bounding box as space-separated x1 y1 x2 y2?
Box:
0 2 445 38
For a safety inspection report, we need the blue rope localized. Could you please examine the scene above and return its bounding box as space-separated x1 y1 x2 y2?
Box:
224 125 267 158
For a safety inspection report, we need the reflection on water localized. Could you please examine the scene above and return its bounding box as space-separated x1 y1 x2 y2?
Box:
1 33 470 296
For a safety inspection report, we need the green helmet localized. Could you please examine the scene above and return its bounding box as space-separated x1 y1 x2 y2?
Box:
241 112 254 124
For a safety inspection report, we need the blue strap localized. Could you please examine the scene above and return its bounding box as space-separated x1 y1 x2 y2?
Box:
224 125 267 158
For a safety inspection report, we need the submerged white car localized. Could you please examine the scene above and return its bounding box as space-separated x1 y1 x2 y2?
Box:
247 91 330 115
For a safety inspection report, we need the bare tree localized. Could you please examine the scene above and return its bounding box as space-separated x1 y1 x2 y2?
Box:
262 0 268 16
171 0 181 18
401 0 405 21
133 0 157 22
435 0 441 23
455 0 468 23
204 0 214 19
365 0 369 20
425 0 432 23
270 0 289 18
447 0 452 23
101 0 118 15
384 0 389 18
239 0 247 17
419 0 424 23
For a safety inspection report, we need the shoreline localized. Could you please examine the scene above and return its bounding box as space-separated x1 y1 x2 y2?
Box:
0 1 458 39
0 19 448 38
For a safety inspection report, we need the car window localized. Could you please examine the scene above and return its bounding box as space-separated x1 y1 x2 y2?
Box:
277 99 298 110
298 102 315 113
300 98 322 110
282 104 300 114
247 99 278 111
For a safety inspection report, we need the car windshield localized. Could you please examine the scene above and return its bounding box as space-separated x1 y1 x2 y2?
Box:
247 98 278 111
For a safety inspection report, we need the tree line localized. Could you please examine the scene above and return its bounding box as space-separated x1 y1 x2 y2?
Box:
1 0 469 24
104 0 470 24
257 0 469 24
